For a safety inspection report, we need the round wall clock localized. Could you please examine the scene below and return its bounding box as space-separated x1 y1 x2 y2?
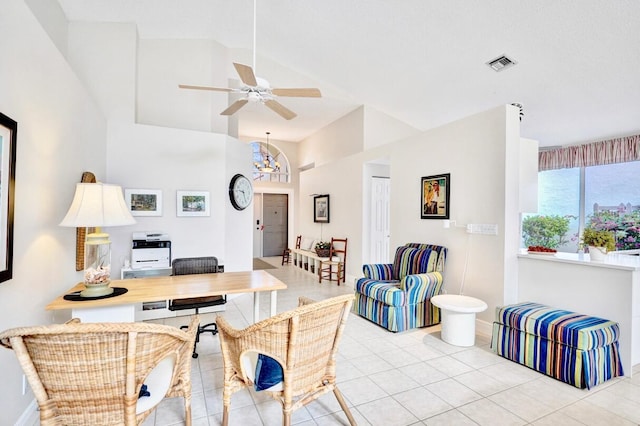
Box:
229 173 253 210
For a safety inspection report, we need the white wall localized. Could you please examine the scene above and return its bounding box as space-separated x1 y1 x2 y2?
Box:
224 138 255 271
106 123 252 274
363 105 420 150
0 2 107 423
24 0 68 57
299 155 365 281
298 105 523 327
299 106 364 168
388 105 521 325
137 38 230 133
67 22 137 123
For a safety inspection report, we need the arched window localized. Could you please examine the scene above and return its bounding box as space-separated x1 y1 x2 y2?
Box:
251 141 290 183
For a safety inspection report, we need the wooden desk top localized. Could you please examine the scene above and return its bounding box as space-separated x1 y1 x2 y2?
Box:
46 270 287 311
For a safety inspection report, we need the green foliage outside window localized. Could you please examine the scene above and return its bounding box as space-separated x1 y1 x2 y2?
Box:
522 215 572 249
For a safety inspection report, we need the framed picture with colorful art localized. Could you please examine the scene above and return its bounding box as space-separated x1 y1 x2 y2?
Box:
421 173 450 219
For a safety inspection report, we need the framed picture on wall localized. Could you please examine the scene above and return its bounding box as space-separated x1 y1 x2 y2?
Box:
314 194 330 223
177 190 210 217
0 113 17 284
125 189 163 216
421 173 450 219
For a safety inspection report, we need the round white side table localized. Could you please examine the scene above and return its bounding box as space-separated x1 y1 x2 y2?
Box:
431 294 488 347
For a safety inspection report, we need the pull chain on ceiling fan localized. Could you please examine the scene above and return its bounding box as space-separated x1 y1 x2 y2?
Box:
178 0 321 120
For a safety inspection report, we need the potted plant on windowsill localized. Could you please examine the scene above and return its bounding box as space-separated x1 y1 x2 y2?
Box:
315 241 331 257
582 228 615 261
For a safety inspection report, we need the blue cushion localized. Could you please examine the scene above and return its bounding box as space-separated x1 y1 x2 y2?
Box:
254 354 283 391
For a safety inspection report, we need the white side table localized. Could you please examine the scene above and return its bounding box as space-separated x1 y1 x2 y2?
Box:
431 294 488 347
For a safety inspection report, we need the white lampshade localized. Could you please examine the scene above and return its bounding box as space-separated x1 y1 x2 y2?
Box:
60 183 135 297
60 183 135 228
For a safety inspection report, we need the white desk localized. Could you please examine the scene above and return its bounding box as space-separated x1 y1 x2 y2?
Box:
46 270 287 324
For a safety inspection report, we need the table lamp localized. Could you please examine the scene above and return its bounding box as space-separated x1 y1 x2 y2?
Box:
60 183 136 297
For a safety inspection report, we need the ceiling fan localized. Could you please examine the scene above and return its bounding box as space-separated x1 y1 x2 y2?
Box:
178 0 321 120
179 62 321 120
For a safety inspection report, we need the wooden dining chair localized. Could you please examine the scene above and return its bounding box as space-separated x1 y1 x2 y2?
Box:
319 237 348 284
282 235 303 265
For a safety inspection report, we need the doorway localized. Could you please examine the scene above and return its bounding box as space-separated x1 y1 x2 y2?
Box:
370 176 391 263
261 194 288 257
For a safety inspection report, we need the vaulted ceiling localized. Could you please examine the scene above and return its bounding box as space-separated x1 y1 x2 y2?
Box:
57 0 640 147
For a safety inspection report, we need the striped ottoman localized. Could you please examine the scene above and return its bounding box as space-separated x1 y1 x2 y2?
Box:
491 302 624 389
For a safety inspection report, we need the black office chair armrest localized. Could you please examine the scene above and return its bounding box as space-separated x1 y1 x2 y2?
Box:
169 295 226 311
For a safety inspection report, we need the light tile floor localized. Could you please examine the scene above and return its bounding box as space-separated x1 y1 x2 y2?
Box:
142 257 640 426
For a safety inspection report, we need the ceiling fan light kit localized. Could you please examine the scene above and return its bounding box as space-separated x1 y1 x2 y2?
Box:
180 61 320 120
178 0 321 120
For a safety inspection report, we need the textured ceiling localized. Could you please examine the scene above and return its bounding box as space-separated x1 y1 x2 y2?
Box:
57 0 640 146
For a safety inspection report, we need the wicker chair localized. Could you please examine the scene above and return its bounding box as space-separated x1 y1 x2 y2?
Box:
0 316 199 426
217 294 356 426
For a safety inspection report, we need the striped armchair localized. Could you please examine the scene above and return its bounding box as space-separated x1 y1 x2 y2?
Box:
354 243 447 332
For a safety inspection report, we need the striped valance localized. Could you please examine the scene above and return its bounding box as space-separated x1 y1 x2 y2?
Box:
539 134 640 171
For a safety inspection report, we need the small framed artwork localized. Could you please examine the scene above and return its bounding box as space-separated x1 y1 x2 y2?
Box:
314 194 330 223
177 190 210 217
421 173 450 219
125 189 162 217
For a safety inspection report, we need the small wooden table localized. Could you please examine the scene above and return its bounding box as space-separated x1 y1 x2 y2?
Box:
46 270 287 323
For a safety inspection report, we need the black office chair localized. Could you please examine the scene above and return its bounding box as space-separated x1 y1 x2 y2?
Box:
168 256 226 358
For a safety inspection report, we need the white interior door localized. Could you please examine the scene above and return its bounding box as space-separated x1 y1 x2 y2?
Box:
370 176 391 263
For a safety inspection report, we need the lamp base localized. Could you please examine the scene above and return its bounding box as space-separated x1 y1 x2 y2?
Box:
80 283 114 298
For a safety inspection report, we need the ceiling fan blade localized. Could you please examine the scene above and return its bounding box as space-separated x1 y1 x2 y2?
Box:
179 84 233 92
271 88 322 98
220 99 249 116
265 100 297 120
233 63 258 87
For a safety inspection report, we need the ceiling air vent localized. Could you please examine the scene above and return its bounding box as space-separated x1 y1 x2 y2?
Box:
486 55 517 72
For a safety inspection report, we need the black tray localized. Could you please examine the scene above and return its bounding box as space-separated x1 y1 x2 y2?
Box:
63 287 128 301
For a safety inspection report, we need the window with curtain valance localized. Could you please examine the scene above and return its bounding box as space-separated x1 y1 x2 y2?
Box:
526 133 640 253
539 134 640 171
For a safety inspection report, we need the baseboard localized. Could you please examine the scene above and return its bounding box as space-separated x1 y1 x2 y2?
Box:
476 318 493 339
15 398 37 426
